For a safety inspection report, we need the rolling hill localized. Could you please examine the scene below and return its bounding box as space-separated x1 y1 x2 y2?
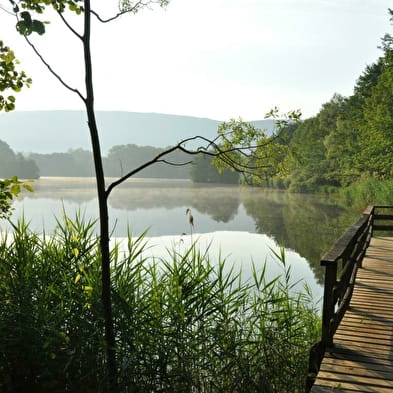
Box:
0 110 276 154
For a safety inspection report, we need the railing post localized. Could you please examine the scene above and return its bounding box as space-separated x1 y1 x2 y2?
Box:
359 206 374 268
321 262 337 348
369 205 375 241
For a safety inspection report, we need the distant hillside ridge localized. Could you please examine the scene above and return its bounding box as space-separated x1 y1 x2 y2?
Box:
0 110 276 154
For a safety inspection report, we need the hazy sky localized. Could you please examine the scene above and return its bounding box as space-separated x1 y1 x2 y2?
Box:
0 0 391 120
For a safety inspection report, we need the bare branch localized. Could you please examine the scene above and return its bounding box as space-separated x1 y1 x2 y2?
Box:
178 141 274 172
177 139 247 171
23 35 85 102
90 0 146 23
105 134 277 198
105 140 188 197
57 11 83 40
90 8 130 23
157 159 193 166
0 3 13 15
183 136 266 166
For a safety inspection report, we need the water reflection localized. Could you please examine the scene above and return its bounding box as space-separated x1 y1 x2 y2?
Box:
242 190 361 283
13 177 363 286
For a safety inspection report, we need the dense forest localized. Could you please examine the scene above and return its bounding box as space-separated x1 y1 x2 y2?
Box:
0 140 39 179
271 29 393 193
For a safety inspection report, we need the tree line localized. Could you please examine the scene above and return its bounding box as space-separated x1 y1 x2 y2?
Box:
0 139 39 179
0 141 239 184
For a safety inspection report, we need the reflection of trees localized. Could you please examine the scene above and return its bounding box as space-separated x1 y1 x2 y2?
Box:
190 187 239 223
25 178 240 224
110 182 240 223
109 187 192 210
242 190 362 284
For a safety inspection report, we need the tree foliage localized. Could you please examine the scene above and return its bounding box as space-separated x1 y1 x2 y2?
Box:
0 40 31 111
0 33 33 219
213 111 301 184
0 176 33 218
358 45 393 179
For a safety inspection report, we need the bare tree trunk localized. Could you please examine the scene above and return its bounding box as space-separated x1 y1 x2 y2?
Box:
83 1 117 391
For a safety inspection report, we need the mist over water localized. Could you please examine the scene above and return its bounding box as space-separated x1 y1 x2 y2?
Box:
7 177 363 300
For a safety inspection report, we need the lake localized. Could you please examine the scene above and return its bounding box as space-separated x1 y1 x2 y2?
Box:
7 177 363 301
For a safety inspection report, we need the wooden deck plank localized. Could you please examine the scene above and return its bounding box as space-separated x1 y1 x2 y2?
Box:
325 344 393 361
333 334 393 345
337 325 392 335
324 352 393 367
322 358 393 373
347 306 393 316
311 236 393 393
312 379 393 393
352 287 393 294
316 371 393 387
320 363 393 381
350 297 393 306
335 325 393 336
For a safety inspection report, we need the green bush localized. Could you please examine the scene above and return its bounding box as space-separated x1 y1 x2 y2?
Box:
0 216 321 393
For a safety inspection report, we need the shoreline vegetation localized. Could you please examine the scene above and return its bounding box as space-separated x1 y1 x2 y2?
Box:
324 178 393 207
0 215 321 392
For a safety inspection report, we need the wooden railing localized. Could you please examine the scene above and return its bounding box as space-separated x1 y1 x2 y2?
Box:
307 205 393 390
319 205 373 347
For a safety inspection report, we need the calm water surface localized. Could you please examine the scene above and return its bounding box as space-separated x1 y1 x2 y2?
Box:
8 177 363 301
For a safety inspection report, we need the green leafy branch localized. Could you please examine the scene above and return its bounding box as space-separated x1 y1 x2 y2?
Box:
212 110 301 183
0 176 34 219
0 40 32 112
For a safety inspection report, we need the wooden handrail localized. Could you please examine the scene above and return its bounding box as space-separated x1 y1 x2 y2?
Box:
319 208 373 347
307 205 393 391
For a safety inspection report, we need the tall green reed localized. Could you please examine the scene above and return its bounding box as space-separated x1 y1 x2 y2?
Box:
331 178 393 207
0 215 320 393
0 215 106 392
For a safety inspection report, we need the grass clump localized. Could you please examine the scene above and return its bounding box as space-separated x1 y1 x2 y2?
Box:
0 216 320 393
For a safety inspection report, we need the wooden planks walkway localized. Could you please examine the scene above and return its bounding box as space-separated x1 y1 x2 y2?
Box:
311 236 393 392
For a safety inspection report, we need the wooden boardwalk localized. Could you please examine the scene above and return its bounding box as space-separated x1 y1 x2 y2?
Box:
311 236 393 392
